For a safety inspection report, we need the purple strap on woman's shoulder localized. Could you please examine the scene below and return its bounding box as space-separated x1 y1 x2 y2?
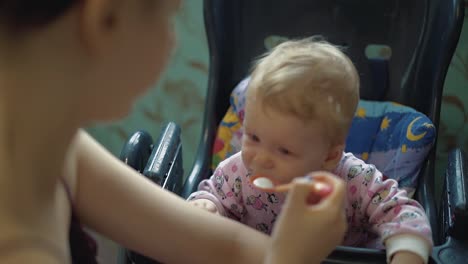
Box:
60 177 99 264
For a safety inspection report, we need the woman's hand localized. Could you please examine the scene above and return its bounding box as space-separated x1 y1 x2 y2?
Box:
266 171 347 264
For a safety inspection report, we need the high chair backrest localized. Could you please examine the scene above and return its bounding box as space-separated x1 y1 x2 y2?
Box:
203 0 462 128
186 0 464 245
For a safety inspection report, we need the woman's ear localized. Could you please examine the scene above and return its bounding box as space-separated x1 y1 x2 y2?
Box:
79 0 120 56
322 144 344 171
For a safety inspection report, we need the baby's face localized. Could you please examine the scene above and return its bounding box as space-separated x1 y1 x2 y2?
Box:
242 102 332 184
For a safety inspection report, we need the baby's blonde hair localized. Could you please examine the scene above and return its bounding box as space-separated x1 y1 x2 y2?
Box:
247 37 360 145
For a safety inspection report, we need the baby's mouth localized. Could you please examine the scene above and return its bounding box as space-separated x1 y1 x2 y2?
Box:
248 169 283 183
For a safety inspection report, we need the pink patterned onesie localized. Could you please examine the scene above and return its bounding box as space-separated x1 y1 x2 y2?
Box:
188 151 433 260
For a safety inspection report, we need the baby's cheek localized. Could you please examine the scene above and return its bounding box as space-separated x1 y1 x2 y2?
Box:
289 163 319 180
279 164 303 183
241 149 253 166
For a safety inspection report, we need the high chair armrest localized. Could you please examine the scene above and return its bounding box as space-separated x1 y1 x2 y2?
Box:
119 130 154 173
179 120 215 199
440 148 468 241
118 123 183 264
142 122 184 193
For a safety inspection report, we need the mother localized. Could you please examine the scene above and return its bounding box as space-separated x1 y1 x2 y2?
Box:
0 1 347 263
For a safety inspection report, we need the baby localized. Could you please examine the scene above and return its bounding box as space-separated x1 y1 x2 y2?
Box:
188 37 433 264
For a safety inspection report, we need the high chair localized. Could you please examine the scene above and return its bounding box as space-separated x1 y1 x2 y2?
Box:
118 0 466 263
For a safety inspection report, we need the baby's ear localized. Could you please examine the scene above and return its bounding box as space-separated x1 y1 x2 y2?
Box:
322 144 344 171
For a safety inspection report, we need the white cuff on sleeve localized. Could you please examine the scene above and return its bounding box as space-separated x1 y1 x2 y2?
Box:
385 234 431 264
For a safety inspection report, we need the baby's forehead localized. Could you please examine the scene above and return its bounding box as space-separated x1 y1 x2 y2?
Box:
275 122 329 149
246 105 323 133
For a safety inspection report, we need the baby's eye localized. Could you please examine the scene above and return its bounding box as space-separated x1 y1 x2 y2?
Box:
278 147 291 155
250 134 260 142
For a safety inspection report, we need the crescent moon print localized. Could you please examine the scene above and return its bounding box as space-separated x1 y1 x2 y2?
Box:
406 117 427 141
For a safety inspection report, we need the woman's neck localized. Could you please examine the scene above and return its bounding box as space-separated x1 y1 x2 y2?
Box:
0 65 80 209
0 76 78 253
0 18 93 202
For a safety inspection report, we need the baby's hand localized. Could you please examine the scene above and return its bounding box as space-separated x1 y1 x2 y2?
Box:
390 251 424 264
189 199 219 214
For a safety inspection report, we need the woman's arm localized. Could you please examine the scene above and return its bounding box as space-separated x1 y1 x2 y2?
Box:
0 245 69 264
74 131 268 264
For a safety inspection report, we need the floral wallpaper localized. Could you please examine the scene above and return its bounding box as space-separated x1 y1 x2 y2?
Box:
86 1 467 263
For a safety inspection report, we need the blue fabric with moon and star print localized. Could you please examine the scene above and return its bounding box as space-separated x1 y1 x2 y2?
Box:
345 100 436 194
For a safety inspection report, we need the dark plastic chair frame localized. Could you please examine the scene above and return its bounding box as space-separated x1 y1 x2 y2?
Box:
118 0 466 263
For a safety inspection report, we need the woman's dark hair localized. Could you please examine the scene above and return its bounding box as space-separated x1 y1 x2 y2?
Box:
0 1 77 31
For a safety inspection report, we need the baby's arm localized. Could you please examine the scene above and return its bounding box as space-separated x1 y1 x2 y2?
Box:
347 162 432 263
187 157 246 220
186 171 228 216
368 176 431 263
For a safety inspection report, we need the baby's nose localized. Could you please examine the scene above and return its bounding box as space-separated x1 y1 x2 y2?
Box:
253 153 274 170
